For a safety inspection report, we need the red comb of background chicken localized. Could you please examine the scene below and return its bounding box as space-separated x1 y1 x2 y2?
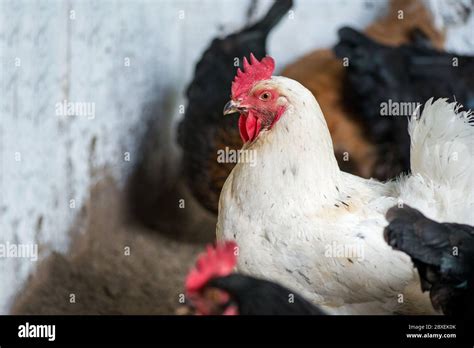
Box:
231 53 275 99
185 241 238 294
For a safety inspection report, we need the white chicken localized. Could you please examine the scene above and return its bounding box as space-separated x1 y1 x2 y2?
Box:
217 54 474 314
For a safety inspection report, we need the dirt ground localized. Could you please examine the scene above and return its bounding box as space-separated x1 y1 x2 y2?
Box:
11 176 216 314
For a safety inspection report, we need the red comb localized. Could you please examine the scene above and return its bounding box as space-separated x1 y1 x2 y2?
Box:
185 241 238 294
231 53 275 99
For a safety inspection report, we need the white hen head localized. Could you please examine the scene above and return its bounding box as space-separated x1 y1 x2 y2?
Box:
223 54 341 209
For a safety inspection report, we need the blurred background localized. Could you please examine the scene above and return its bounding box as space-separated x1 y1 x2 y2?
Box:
1 0 473 314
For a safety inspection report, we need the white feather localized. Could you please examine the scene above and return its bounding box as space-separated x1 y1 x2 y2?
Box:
217 77 473 314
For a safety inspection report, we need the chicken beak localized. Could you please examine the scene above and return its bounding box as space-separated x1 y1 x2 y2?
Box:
223 100 241 115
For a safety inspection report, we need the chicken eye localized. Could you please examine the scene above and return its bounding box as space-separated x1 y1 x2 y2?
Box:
259 92 271 101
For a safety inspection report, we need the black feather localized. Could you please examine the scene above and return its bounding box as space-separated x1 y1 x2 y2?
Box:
208 274 324 315
384 205 474 317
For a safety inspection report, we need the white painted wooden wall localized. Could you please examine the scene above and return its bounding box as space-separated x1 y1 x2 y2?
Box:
0 0 472 314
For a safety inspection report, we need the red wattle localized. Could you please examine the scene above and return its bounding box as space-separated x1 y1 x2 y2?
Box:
238 115 249 143
239 111 264 144
245 112 257 141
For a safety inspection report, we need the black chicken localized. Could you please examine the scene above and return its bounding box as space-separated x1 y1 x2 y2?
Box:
178 0 292 214
384 205 474 317
334 27 474 179
205 274 324 315
185 241 323 315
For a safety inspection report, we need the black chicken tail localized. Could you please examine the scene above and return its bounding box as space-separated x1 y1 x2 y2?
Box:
244 0 293 37
384 205 474 316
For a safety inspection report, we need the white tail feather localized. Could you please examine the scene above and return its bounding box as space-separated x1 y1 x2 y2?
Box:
409 98 473 195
